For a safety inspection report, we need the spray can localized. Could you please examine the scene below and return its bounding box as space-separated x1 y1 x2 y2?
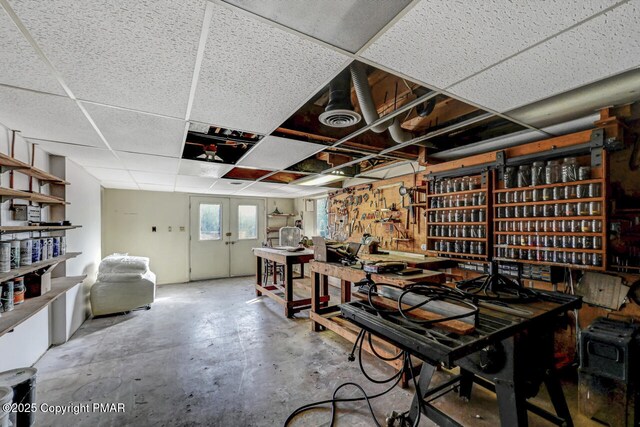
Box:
32 239 41 264
46 238 53 259
52 237 60 258
60 236 66 255
40 239 48 261
1 281 14 312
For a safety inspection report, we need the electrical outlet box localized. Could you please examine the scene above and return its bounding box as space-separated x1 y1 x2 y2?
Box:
420 244 427 251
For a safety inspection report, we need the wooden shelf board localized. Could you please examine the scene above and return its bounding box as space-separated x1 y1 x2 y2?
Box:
0 187 67 205
494 231 603 237
268 213 295 217
494 244 604 254
427 236 487 242
426 250 488 259
494 197 602 207
0 153 68 185
493 178 603 193
429 205 487 211
0 275 86 338
427 188 487 198
0 252 81 282
0 225 82 234
426 222 486 226
493 257 605 271
494 216 604 221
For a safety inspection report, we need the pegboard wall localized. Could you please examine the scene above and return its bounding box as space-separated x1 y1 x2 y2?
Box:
327 173 427 253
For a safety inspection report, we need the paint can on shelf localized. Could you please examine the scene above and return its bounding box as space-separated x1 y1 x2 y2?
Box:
46 238 53 259
31 239 41 264
13 277 25 305
0 242 10 273
39 239 47 261
52 237 60 258
0 367 37 427
59 236 66 255
1 281 14 312
10 241 20 269
0 386 15 427
20 239 32 266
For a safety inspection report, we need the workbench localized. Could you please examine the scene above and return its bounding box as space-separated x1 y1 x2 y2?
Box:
309 260 446 378
358 253 455 270
253 247 322 317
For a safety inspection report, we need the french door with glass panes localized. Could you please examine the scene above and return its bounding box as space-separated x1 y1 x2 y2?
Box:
189 196 265 280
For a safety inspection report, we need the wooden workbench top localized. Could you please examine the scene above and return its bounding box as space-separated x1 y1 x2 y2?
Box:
310 260 445 286
252 247 314 257
358 253 454 269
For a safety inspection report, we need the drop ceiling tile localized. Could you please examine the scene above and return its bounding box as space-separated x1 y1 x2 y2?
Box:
8 0 206 118
84 167 132 182
211 179 250 191
0 9 64 94
190 3 348 133
448 0 640 112
28 139 123 169
0 87 104 147
130 171 176 186
175 174 216 188
178 160 234 178
101 181 139 190
81 103 186 157
138 183 175 192
237 136 324 170
361 0 620 89
222 0 412 53
115 151 180 174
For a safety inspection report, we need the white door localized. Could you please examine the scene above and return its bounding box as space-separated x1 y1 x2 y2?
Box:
190 196 230 280
190 196 265 280
229 198 265 277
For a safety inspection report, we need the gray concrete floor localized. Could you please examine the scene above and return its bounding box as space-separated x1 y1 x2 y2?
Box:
33 277 602 426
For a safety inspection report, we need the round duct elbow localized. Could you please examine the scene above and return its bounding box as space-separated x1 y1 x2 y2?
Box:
320 68 361 128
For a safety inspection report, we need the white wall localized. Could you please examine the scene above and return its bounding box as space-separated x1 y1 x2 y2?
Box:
102 189 190 285
63 159 101 332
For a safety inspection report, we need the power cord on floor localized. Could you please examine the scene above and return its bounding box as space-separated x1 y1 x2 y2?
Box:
284 329 419 427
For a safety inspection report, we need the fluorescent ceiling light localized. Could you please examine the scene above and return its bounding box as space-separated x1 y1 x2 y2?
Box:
295 172 347 186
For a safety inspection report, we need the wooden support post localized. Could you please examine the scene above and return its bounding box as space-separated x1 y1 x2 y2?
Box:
255 255 262 297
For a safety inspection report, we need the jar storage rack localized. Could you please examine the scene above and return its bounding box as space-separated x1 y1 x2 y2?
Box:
425 171 490 262
492 151 608 271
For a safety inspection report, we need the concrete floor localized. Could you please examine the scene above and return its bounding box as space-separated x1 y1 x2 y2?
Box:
33 277 604 426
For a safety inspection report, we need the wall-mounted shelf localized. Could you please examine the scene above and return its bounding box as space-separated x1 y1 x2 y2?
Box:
0 275 86 338
0 187 67 205
426 172 490 262
0 225 82 234
0 252 81 282
492 152 607 271
0 152 69 185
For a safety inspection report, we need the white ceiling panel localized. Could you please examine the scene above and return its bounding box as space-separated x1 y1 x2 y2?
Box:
29 139 123 168
0 9 64 95
115 151 180 174
237 136 324 170
222 0 412 53
130 171 176 186
138 183 175 192
0 87 104 147
190 3 348 133
8 0 206 118
83 167 132 182
175 175 216 189
101 181 139 190
210 179 250 191
82 103 186 157
448 0 640 112
178 159 234 178
361 0 621 89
